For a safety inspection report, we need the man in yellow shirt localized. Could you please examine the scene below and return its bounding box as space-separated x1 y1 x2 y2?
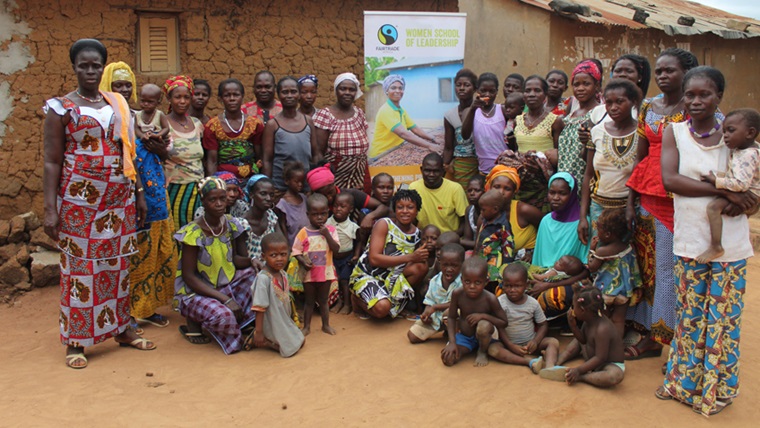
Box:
409 153 468 233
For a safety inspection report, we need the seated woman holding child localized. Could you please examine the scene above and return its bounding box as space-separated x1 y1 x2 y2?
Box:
350 189 429 319
174 177 257 354
528 172 590 318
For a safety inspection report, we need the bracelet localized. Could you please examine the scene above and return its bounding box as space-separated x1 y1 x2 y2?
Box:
223 297 234 305
135 187 145 193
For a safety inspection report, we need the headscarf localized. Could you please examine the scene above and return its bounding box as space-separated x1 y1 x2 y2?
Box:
333 72 363 100
100 62 137 103
298 74 318 87
245 174 268 199
306 164 335 190
382 74 405 93
572 60 602 83
485 165 521 192
548 172 581 223
163 75 194 97
198 176 227 198
213 171 241 188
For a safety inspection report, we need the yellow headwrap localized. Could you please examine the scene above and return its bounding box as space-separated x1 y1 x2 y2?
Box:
100 62 137 104
101 91 136 182
485 165 520 192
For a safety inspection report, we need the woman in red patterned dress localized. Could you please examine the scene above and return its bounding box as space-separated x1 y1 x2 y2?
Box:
43 39 156 369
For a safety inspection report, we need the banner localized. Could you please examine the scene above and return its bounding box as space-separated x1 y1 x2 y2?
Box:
364 11 467 186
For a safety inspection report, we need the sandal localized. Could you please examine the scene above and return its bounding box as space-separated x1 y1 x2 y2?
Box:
625 345 662 360
65 353 88 369
529 356 544 375
539 366 568 382
654 385 673 401
117 337 157 351
129 318 145 335
693 399 733 417
243 328 257 351
179 325 210 345
136 313 170 328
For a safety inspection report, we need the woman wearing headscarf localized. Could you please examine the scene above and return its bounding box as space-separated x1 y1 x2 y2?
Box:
100 62 177 332
370 74 442 159
484 165 543 255
163 75 206 230
44 39 154 369
314 73 372 193
173 176 257 353
557 59 602 185
527 172 590 318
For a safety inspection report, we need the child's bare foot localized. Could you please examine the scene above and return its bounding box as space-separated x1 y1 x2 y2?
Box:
695 246 724 264
301 325 311 336
322 325 337 335
330 300 343 314
474 350 489 367
338 304 352 315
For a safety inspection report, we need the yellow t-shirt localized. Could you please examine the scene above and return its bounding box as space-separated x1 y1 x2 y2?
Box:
509 200 537 250
370 100 416 158
409 179 468 233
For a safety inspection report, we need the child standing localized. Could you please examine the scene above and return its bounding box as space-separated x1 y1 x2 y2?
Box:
247 233 305 357
475 190 515 291
587 208 641 338
275 160 309 246
461 175 485 250
488 263 559 373
441 257 508 367
135 83 171 146
408 243 465 343
326 192 361 315
698 108 760 262
540 283 625 388
292 193 340 335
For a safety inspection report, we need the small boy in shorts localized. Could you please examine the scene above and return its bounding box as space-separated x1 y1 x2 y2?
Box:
698 108 760 262
488 263 559 373
326 192 361 315
408 243 465 344
441 256 508 367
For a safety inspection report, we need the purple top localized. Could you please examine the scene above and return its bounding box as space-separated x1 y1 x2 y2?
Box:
473 105 507 174
275 193 309 246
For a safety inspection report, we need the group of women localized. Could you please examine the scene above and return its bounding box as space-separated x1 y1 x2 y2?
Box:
42 37 752 418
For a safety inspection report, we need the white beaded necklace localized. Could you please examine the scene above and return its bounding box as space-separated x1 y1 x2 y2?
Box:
223 111 245 134
202 214 227 237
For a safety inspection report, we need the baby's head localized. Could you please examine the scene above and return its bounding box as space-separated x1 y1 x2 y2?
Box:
306 193 330 228
439 243 465 286
283 160 306 194
504 92 526 120
139 83 163 113
332 192 354 223
571 282 604 320
501 263 528 303
723 108 760 151
372 173 395 205
596 208 627 245
421 224 441 250
478 190 506 222
461 256 489 299
261 232 289 272
554 255 585 276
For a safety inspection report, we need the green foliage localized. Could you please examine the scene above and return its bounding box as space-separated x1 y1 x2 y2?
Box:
364 57 396 87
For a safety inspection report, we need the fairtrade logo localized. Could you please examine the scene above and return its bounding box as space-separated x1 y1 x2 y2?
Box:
378 24 398 46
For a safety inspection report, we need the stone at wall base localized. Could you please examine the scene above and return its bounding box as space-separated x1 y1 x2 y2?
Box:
0 258 30 286
30 228 58 251
7 217 26 243
30 250 61 288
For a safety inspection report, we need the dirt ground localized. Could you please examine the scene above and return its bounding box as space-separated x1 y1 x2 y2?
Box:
2 259 760 427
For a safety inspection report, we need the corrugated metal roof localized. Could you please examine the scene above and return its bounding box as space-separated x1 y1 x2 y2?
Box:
518 0 760 38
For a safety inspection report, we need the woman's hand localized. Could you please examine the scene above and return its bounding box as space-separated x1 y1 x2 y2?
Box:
723 191 758 215
250 257 264 272
409 245 429 263
253 330 268 348
472 94 486 110
224 298 243 323
528 281 550 298
144 137 169 158
43 209 60 242
577 217 589 245
578 126 591 145
625 203 636 231
589 236 599 251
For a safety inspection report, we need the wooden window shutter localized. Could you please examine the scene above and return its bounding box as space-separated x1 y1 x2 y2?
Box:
138 15 179 73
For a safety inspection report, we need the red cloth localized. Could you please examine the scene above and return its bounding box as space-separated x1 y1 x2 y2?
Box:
639 194 674 232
